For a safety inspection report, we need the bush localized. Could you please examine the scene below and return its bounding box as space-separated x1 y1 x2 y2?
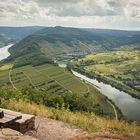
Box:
0 86 106 116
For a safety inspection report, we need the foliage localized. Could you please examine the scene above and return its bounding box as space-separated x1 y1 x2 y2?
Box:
13 53 54 68
0 64 13 71
0 86 109 116
0 87 23 100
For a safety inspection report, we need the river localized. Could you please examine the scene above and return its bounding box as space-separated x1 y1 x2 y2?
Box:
0 44 13 61
71 70 140 124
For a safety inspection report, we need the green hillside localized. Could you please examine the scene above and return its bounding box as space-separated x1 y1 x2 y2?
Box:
3 26 139 68
7 27 101 60
0 63 119 118
71 50 140 99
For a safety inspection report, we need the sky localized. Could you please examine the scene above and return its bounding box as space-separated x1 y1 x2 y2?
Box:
0 0 140 30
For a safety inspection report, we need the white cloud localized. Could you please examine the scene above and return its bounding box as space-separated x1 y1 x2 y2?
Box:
0 0 139 30
124 0 140 19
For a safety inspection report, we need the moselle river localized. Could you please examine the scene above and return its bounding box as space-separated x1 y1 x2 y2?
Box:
72 70 140 124
0 44 13 61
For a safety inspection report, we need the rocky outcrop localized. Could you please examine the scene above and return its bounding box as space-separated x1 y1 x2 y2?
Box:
9 113 35 133
0 128 38 140
0 108 35 134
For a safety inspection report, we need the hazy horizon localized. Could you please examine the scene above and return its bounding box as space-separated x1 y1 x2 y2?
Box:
0 25 140 32
0 0 140 30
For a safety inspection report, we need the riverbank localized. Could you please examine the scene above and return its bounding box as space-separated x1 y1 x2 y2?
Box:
68 64 140 99
68 65 140 124
71 70 125 121
58 63 123 119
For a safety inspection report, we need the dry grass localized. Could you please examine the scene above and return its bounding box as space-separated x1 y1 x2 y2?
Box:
3 99 140 138
5 99 53 117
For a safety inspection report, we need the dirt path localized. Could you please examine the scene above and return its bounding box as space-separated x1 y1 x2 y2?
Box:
22 71 38 90
9 69 17 89
33 67 73 93
27 117 135 140
28 117 84 140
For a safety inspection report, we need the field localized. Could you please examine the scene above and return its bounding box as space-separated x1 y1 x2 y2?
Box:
0 63 115 117
0 64 13 71
76 51 140 94
10 64 89 93
0 70 9 87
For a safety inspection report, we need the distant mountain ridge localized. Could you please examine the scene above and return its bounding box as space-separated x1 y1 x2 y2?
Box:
1 26 140 67
0 26 44 45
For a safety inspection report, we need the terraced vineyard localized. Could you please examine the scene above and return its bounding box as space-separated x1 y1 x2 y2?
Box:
0 70 10 87
9 64 88 93
0 63 117 117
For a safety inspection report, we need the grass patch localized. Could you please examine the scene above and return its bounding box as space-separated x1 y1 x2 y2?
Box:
0 64 13 71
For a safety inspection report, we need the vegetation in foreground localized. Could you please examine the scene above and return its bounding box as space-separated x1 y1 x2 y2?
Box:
0 84 118 119
71 50 140 99
0 99 139 139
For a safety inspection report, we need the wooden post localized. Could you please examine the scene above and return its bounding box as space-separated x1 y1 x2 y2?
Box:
0 111 4 118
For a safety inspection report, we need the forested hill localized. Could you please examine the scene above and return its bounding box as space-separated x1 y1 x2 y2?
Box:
3 26 140 67
84 28 140 50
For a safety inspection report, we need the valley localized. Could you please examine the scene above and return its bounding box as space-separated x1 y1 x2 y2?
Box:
0 26 140 139
1 0 140 138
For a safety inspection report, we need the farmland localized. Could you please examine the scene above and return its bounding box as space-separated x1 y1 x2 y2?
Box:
0 63 116 117
10 64 88 93
0 70 10 87
72 50 140 98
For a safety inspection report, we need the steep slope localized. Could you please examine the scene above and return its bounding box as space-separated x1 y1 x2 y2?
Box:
9 26 103 58
84 28 140 50
5 26 140 67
